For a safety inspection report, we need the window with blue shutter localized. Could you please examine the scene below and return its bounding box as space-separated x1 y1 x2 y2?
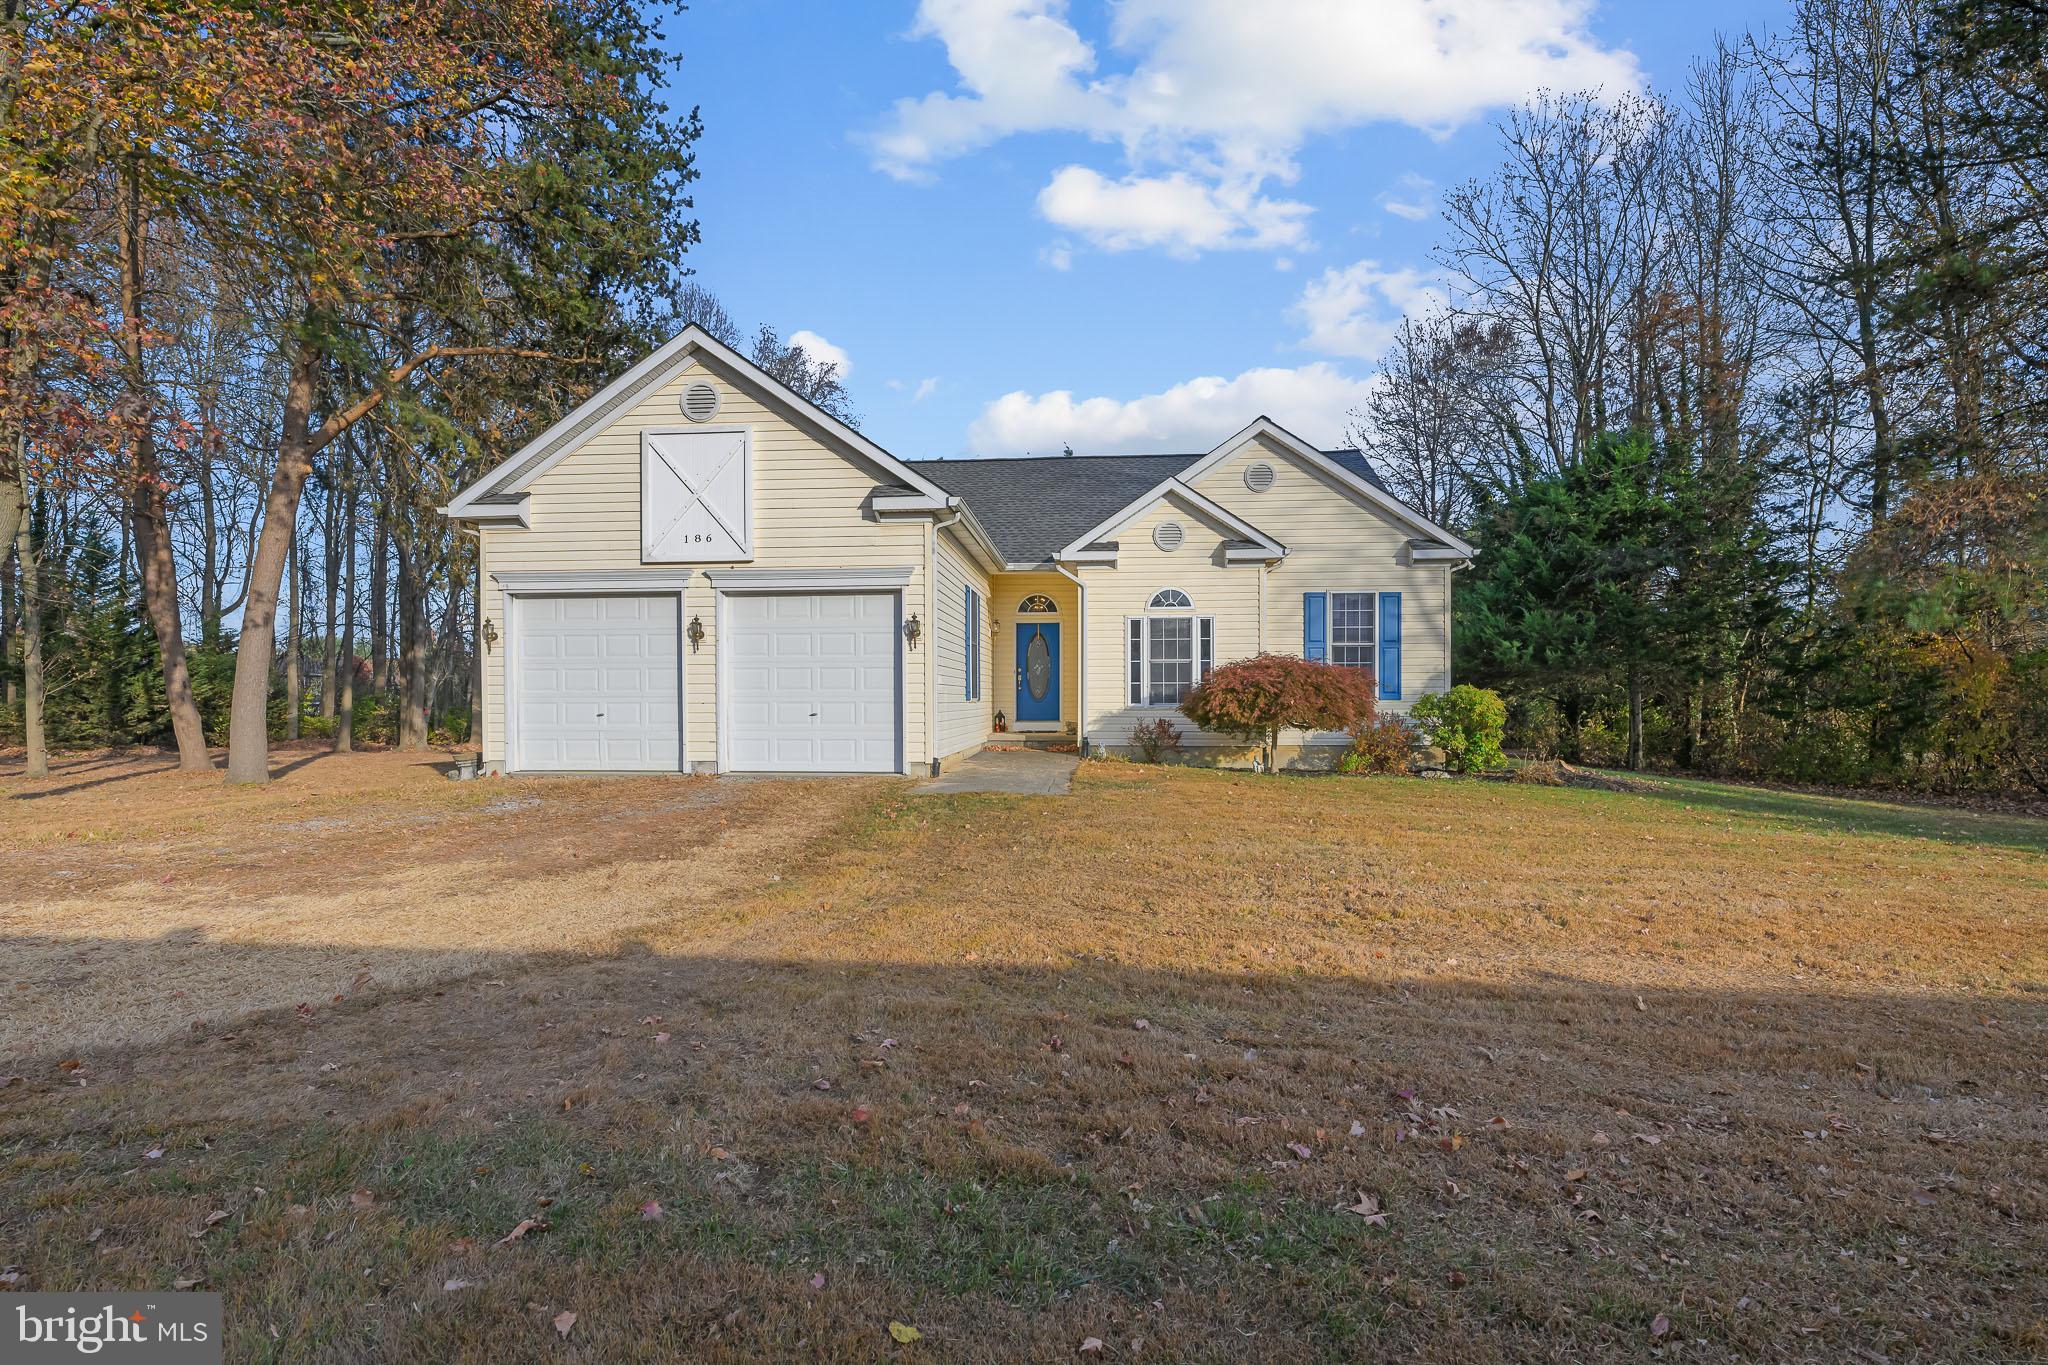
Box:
1377 591 1401 700
1303 592 1327 661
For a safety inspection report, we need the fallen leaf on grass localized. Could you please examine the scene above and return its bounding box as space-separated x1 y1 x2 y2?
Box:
1079 1338 1104 1354
1564 1169 1589 1183
144 1147 164 1161
494 1218 548 1248
1447 1270 1469 1288
1345 1193 1389 1227
1286 1142 1313 1160
654 1032 671 1044
57 1059 82 1072
553 1310 577 1339
1349 1121 1366 1138
1132 1019 1149 1031
348 1189 376 1209
190 1210 229 1238
1650 1312 1671 1338
640 1200 663 1221
173 1277 204 1290
443 1279 473 1293
888 1321 922 1344
810 1273 827 1290
851 1105 871 1124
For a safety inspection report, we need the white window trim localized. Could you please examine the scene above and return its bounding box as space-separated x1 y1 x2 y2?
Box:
1148 587 1194 610
1126 612 1216 708
1326 589 1378 672
964 586 983 702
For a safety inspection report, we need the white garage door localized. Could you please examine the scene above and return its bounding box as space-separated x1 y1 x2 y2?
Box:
724 592 899 773
515 595 680 771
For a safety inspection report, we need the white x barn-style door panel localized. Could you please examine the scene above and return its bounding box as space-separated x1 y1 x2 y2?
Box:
643 427 752 562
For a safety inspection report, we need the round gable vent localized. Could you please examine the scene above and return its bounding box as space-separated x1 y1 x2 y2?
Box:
1244 460 1276 493
1153 520 1185 553
680 381 721 423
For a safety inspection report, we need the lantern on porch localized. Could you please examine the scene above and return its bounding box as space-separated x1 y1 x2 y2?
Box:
994 709 1008 733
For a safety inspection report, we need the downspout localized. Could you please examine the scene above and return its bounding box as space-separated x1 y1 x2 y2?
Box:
1051 561 1087 753
926 505 964 776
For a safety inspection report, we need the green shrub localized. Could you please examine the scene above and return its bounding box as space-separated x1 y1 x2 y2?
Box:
1338 713 1413 774
1410 685 1507 772
1127 716 1182 763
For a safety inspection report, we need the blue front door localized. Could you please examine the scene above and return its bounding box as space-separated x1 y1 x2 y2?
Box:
1015 622 1060 723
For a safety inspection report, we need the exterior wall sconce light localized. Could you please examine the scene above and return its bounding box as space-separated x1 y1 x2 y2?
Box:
481 618 498 652
904 613 922 650
686 615 705 652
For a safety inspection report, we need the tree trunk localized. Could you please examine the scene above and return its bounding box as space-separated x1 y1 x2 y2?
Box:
1626 666 1644 772
117 160 213 770
285 525 302 741
370 509 389 691
319 481 339 717
335 469 357 753
226 343 321 783
16 501 47 778
396 538 430 749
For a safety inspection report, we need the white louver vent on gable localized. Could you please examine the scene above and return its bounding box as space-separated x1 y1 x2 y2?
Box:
643 427 751 562
1244 460 1276 492
1153 520 1185 553
680 381 721 423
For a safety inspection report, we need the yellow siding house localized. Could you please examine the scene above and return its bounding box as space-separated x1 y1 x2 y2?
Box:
444 325 1471 775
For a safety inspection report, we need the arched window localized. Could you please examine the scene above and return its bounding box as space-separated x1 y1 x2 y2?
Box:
1148 588 1193 610
1017 593 1058 614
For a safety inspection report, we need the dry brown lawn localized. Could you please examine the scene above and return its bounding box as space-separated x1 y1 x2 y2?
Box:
2 749 2045 1362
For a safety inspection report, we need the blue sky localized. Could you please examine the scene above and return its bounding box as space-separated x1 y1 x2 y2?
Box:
667 0 1787 460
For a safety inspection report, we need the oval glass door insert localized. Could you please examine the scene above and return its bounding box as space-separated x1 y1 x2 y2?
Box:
1025 631 1052 701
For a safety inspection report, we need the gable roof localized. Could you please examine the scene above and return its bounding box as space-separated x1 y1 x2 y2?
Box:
914 431 1452 566
445 324 951 518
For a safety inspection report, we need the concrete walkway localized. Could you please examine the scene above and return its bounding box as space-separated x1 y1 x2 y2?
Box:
921 747 1078 795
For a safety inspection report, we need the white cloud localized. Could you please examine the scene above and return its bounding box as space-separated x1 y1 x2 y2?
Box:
967 362 1374 455
868 0 1640 258
1036 166 1311 256
1041 240 1075 271
1378 172 1436 222
887 376 942 402
788 329 850 376
1293 260 1444 361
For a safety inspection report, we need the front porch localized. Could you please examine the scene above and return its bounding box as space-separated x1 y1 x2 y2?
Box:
984 570 1083 741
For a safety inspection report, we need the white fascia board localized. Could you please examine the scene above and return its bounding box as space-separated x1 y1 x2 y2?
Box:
490 568 693 593
1410 544 1471 563
1054 477 1286 560
871 493 951 512
704 565 915 591
445 325 951 515
442 496 530 528
1181 416 1475 557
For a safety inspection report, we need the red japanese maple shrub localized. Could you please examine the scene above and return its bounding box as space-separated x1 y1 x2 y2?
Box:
1179 653 1379 771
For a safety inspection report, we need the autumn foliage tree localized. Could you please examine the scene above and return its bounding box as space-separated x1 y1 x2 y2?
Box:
1179 654 1379 772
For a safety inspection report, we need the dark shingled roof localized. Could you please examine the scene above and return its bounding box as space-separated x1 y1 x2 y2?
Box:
913 449 1390 565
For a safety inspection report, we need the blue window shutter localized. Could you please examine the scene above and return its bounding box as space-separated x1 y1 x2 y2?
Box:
1378 592 1402 700
1303 593 1327 661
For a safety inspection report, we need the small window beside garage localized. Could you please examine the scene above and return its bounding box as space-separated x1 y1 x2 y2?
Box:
964 586 983 701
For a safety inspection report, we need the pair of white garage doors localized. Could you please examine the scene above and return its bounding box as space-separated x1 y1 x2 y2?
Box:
513 591 900 773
